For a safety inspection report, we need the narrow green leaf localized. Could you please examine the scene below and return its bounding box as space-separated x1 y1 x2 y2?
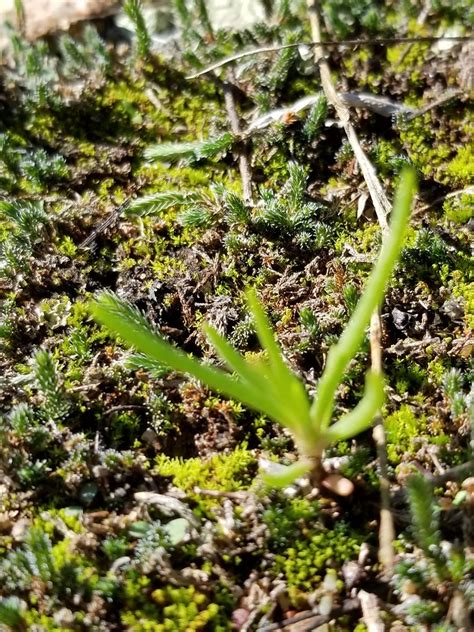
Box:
204 324 269 387
204 324 286 422
127 192 199 217
260 459 312 488
144 134 234 164
310 168 416 432
322 371 385 444
246 289 311 424
91 293 282 422
124 0 151 59
144 141 203 162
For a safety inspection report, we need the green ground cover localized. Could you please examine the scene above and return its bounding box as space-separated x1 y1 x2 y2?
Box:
0 0 472 629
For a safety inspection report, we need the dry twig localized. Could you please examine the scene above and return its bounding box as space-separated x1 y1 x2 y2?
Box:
186 37 473 79
222 77 253 202
359 590 384 632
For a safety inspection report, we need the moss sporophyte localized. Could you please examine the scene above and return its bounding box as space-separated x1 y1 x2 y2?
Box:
91 168 417 488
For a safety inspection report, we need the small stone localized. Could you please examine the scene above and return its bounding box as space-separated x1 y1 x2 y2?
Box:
231 608 249 627
0 513 12 532
12 518 30 541
141 428 158 445
461 477 474 493
440 298 464 321
205 0 265 30
54 608 75 627
391 307 411 330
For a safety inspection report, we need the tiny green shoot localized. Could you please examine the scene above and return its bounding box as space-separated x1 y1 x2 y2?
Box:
90 168 416 486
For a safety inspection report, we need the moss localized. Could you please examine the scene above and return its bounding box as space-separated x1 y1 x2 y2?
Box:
443 193 474 224
454 281 474 329
109 411 143 448
371 139 410 177
334 223 381 255
54 298 111 383
55 235 78 257
33 508 84 535
21 610 65 630
263 496 362 602
155 446 256 510
274 521 361 597
427 359 447 387
385 404 428 464
135 161 220 191
391 359 428 395
442 145 474 188
445 270 474 329
122 585 224 631
398 113 473 187
0 3 471 629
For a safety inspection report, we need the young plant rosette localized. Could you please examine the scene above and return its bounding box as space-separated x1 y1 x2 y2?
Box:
91 169 416 487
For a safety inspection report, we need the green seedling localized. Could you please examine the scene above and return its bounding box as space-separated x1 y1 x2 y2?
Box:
91 169 416 487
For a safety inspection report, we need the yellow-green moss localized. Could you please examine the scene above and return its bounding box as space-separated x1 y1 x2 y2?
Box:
334 223 381 255
443 193 474 224
442 145 474 187
122 585 223 631
398 114 473 187
385 404 428 464
155 446 256 505
450 271 474 329
274 521 360 599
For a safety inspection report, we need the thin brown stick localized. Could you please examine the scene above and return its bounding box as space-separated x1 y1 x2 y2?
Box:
359 590 384 632
306 0 390 229
186 36 473 79
371 313 395 571
415 185 474 216
222 79 253 202
257 598 361 631
306 0 395 573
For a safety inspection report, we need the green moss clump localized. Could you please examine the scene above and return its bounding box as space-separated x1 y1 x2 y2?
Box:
155 446 256 508
443 193 474 224
391 359 428 395
54 298 112 383
263 497 361 602
444 269 474 330
121 585 223 631
442 145 474 188
398 114 473 187
385 404 428 464
110 410 143 447
274 521 360 596
334 223 381 255
371 139 411 177
264 497 319 549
